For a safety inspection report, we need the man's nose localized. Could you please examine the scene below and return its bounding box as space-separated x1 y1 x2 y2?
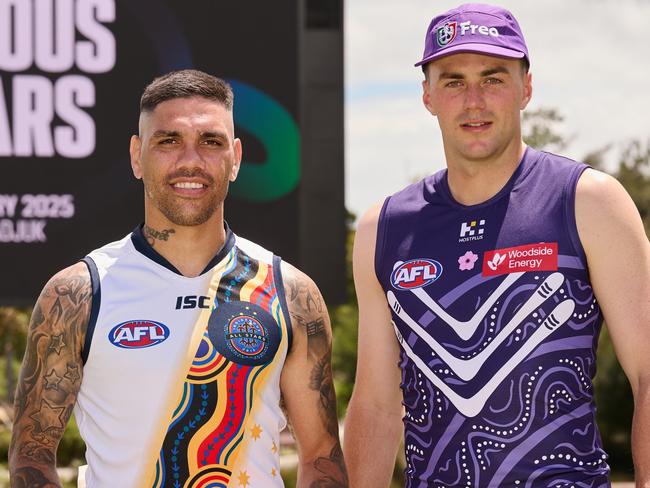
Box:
463 84 486 111
175 143 205 169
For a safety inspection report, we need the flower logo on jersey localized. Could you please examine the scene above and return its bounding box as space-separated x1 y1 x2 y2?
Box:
436 21 457 46
108 320 170 349
458 251 479 271
391 259 443 290
209 301 281 366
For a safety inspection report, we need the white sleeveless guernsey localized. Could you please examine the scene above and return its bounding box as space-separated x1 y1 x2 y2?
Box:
75 226 292 488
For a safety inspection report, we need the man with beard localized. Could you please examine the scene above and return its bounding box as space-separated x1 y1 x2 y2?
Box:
9 70 347 488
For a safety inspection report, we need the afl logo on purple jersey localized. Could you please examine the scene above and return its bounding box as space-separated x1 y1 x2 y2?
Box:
391 259 443 290
109 320 170 349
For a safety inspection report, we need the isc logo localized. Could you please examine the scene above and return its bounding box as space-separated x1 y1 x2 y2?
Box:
109 320 170 349
391 259 443 290
175 295 211 310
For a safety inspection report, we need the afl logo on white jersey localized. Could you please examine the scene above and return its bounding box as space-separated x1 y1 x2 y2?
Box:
108 320 170 349
391 259 443 290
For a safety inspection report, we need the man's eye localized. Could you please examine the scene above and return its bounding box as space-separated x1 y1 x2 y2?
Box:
203 139 223 146
485 77 503 85
445 80 463 88
159 138 177 144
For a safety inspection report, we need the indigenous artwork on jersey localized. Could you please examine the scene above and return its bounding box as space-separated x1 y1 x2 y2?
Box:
152 247 289 488
377 151 610 487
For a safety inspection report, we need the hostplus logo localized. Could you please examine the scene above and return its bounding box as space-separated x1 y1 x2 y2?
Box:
436 20 499 47
459 219 486 243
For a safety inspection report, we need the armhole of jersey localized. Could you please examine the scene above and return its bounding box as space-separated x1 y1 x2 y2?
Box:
81 257 101 365
272 255 293 352
563 164 589 269
374 196 391 285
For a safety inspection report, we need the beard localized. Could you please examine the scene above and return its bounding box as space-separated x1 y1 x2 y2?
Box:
144 168 229 226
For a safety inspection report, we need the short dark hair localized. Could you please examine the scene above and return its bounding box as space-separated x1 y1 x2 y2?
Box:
140 69 234 113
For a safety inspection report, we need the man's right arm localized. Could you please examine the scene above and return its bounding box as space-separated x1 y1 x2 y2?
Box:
9 262 91 487
343 204 404 488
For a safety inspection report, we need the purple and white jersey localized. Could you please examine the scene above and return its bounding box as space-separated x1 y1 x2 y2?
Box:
375 148 609 487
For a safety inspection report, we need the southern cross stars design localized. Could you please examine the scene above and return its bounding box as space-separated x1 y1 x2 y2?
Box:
250 423 262 440
237 470 250 487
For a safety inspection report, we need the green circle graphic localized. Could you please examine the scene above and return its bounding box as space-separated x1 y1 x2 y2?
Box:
229 80 300 202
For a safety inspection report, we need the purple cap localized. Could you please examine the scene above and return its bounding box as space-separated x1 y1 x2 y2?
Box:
415 3 529 67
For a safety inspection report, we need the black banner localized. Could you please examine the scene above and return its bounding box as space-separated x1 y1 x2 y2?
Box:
1 0 345 305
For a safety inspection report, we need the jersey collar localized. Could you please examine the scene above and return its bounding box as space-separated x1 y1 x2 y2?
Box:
130 222 236 276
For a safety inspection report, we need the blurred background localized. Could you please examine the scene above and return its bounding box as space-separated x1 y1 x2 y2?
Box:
1 0 649 486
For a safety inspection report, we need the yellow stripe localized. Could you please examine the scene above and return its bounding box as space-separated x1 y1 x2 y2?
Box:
139 248 236 488
238 262 268 302
186 366 231 471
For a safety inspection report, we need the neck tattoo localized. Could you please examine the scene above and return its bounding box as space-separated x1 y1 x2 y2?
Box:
143 225 175 247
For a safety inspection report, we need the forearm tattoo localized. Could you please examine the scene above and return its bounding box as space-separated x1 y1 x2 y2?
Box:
285 269 348 486
9 265 90 484
143 224 175 247
310 444 348 488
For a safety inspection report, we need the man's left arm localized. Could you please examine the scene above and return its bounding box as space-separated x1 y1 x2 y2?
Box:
279 261 347 487
575 169 650 487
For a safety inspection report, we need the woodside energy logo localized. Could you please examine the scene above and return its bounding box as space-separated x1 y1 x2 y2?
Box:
482 242 558 277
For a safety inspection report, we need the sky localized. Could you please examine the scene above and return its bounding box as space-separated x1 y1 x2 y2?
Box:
344 0 650 219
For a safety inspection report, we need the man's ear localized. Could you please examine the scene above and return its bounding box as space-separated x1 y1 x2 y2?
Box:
520 71 533 110
230 138 242 182
422 80 438 116
130 135 143 179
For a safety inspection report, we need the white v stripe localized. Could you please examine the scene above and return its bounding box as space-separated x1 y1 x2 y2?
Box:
388 272 564 381
393 299 575 417
410 272 524 340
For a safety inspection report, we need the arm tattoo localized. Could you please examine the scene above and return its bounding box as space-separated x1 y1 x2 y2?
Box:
11 466 59 488
9 264 91 483
310 352 338 438
306 318 325 337
143 225 175 247
284 267 347 486
310 444 348 488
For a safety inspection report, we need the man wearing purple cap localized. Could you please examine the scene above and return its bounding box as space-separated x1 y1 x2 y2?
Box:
344 3 650 487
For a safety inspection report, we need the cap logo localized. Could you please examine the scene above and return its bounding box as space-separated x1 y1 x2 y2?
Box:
459 21 499 38
436 21 457 46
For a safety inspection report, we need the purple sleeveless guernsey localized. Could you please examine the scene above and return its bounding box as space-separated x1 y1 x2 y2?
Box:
375 148 609 488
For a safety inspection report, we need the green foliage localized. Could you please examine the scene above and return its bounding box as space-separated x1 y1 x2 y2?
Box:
0 427 11 467
330 224 359 415
281 466 297 486
594 327 634 476
522 108 569 153
0 307 30 405
0 308 29 353
57 416 86 466
614 140 650 235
